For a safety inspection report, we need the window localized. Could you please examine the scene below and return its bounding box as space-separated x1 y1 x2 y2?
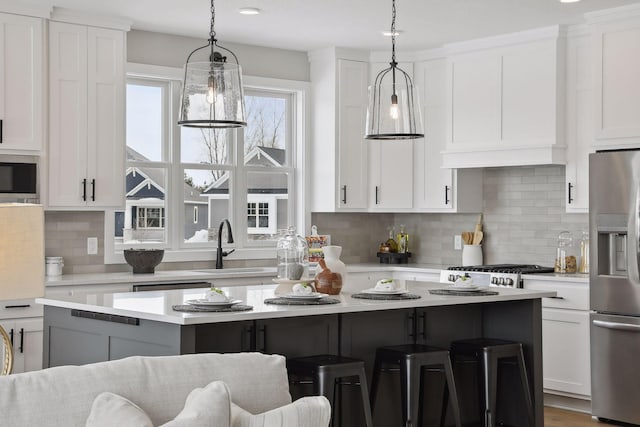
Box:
105 66 307 263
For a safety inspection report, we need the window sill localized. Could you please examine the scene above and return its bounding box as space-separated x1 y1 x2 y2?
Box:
104 247 277 265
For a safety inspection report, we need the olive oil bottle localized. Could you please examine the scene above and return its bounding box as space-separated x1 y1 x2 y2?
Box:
385 227 398 252
396 224 409 253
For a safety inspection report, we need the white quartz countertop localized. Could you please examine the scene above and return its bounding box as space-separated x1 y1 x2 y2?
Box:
43 263 587 288
37 281 556 326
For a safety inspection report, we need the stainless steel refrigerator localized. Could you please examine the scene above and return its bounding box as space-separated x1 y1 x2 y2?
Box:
590 150 640 425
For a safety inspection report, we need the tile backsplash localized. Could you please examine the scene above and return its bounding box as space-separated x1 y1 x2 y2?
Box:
45 165 587 273
313 165 588 267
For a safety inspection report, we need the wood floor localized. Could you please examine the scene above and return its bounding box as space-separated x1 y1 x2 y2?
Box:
544 407 615 427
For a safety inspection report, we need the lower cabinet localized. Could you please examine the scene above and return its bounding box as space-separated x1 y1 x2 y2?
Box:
0 317 43 374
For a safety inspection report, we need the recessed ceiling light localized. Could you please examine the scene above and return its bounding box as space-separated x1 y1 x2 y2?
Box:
238 7 261 15
558 0 581 3
382 30 403 37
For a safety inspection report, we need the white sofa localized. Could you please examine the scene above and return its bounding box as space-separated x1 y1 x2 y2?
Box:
0 352 330 427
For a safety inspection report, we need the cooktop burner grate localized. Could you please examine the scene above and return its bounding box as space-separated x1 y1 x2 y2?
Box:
447 264 554 274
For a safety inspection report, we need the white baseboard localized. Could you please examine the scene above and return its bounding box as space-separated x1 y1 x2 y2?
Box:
544 392 591 414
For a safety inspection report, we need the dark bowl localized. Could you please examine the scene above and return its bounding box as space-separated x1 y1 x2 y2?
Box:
124 249 165 274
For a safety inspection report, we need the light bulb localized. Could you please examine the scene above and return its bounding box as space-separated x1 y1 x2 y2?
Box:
390 93 399 120
206 74 216 104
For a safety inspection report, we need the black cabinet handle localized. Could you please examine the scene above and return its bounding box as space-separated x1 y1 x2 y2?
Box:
19 328 24 353
546 296 565 300
243 325 253 352
0 119 3 144
375 186 379 205
445 185 450 205
408 311 415 341
4 304 31 309
91 179 96 201
82 179 87 201
9 328 14 348
341 185 347 204
568 183 574 204
417 311 426 339
257 325 266 353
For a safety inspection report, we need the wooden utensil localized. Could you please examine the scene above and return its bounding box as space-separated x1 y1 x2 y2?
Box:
462 231 473 245
474 213 483 233
472 230 484 245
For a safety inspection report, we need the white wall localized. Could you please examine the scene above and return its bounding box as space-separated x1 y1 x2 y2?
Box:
127 30 310 82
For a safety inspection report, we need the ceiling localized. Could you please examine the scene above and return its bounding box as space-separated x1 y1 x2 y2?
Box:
25 0 640 52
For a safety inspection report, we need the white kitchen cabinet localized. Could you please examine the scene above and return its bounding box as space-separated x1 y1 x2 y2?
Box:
0 12 44 153
0 298 44 373
309 49 369 212
442 27 565 168
565 30 592 213
367 62 414 211
524 277 590 400
589 12 640 148
413 58 483 212
48 21 125 209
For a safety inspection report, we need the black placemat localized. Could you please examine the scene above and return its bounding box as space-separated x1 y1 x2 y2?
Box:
264 297 341 305
351 293 421 300
428 289 499 296
172 304 253 312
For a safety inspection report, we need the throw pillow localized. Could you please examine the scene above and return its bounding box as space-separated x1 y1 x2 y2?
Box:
85 380 231 427
231 396 331 427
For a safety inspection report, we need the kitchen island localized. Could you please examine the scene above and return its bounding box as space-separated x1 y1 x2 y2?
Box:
38 281 555 426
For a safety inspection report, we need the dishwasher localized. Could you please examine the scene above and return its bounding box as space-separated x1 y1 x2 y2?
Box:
132 282 211 292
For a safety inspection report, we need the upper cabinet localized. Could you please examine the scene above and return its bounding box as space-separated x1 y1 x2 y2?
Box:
48 20 126 209
588 8 640 148
413 57 482 212
0 13 44 153
309 48 369 212
442 27 566 169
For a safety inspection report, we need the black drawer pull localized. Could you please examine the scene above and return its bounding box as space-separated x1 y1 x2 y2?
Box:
91 179 96 201
0 119 3 144
9 328 13 347
4 304 31 309
71 309 140 325
19 328 24 353
82 179 87 201
546 296 565 300
445 185 450 205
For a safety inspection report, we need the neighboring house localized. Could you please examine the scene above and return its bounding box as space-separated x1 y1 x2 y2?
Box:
202 146 288 237
115 147 208 243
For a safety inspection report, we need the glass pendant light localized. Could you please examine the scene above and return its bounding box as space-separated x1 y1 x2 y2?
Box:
178 0 246 128
365 0 424 140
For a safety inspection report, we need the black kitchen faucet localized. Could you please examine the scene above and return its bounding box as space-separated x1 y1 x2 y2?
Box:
216 219 235 269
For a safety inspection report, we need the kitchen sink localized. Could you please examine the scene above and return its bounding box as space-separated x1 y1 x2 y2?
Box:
193 267 276 275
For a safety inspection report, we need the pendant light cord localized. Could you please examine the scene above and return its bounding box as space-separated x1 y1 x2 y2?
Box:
209 0 217 41
391 0 397 66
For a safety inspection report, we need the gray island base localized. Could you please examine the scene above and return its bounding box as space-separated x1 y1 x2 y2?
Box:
39 282 554 426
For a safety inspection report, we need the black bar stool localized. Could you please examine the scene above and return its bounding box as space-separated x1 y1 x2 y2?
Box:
286 354 373 427
370 344 462 427
443 338 534 427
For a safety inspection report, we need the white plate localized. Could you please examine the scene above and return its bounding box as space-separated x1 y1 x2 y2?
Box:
361 288 409 295
272 278 316 285
280 292 325 300
449 285 480 292
185 299 242 307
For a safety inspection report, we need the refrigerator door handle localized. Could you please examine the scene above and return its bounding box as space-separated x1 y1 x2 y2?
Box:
628 186 640 285
593 319 640 332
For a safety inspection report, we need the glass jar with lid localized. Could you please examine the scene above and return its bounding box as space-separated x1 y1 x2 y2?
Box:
276 226 309 280
555 231 576 274
578 230 589 274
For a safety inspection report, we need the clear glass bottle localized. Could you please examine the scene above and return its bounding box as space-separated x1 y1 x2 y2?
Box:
276 226 309 280
396 224 409 253
555 231 576 274
578 230 590 274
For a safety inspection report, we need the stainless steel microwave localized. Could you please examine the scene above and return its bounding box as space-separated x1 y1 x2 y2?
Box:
0 161 37 195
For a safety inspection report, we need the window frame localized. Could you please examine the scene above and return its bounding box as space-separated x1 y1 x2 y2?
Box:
104 63 310 265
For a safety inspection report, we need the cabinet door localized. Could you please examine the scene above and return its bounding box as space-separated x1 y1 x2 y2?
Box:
48 22 89 207
414 59 454 210
0 318 43 373
565 34 591 213
369 139 413 209
0 13 43 152
86 27 125 208
337 59 368 210
258 314 339 357
541 308 590 397
593 21 640 143
449 52 501 147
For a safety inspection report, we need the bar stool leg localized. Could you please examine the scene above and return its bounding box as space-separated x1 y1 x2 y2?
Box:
516 347 535 427
443 357 462 427
482 351 498 427
316 370 337 427
400 358 421 427
356 368 374 427
370 356 382 410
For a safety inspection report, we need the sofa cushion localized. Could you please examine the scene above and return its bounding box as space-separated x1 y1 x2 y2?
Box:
0 353 291 427
231 397 331 427
86 381 231 427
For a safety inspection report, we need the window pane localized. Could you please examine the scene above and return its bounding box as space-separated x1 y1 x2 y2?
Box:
184 168 231 243
126 84 163 162
246 171 289 241
118 167 167 244
181 127 231 165
244 95 287 167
